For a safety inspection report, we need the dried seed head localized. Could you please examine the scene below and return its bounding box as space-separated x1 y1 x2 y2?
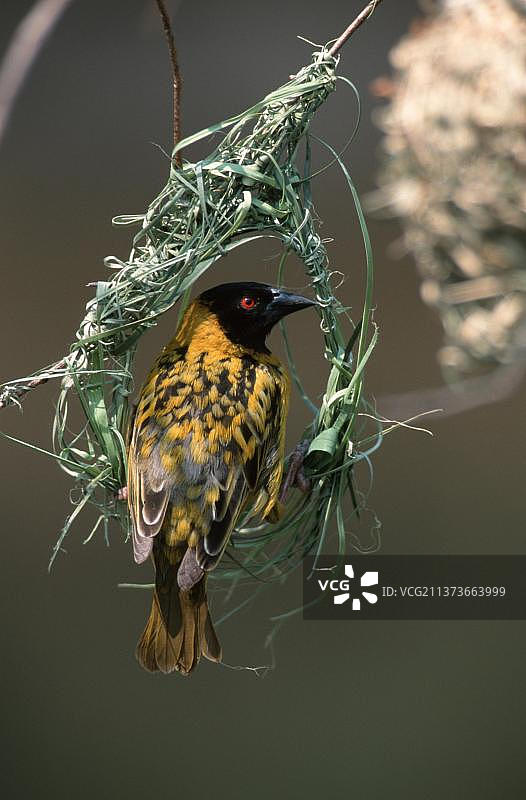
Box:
376 0 526 376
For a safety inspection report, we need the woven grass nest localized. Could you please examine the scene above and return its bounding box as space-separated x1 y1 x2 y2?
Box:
0 42 384 621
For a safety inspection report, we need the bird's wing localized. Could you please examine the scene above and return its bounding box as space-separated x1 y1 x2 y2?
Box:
127 346 188 564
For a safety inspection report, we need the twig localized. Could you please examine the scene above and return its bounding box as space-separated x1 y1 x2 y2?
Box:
328 0 385 57
0 359 67 410
0 0 74 150
378 363 526 422
154 0 182 164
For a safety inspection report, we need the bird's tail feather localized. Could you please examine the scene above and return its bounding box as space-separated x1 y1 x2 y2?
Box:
136 549 221 675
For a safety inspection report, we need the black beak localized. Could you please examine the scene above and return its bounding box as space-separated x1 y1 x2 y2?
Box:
269 289 317 322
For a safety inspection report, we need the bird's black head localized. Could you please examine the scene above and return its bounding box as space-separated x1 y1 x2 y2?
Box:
199 281 316 352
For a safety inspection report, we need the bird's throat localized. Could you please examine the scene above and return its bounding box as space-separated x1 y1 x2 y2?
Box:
174 301 257 359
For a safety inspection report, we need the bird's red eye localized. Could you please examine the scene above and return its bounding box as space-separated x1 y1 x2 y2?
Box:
240 296 256 310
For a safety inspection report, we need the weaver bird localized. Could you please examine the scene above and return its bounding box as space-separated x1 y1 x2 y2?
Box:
127 281 315 675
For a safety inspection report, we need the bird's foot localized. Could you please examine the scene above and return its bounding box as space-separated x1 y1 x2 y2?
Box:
117 486 128 501
279 439 311 504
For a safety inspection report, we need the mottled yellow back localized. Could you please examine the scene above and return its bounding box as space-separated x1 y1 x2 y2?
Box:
127 299 290 569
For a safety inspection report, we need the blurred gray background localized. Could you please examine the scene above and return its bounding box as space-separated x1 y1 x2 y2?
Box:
1 1 525 798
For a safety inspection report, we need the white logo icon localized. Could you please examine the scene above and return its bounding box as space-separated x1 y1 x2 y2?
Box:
333 564 379 611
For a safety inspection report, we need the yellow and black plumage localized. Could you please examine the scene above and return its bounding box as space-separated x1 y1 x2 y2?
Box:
127 281 315 675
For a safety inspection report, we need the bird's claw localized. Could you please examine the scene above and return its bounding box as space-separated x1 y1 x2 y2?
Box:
117 486 128 501
279 439 311 504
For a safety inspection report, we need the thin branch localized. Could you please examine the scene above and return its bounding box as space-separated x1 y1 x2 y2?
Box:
0 359 67 410
378 363 526 422
328 0 385 57
154 0 182 164
0 0 74 149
